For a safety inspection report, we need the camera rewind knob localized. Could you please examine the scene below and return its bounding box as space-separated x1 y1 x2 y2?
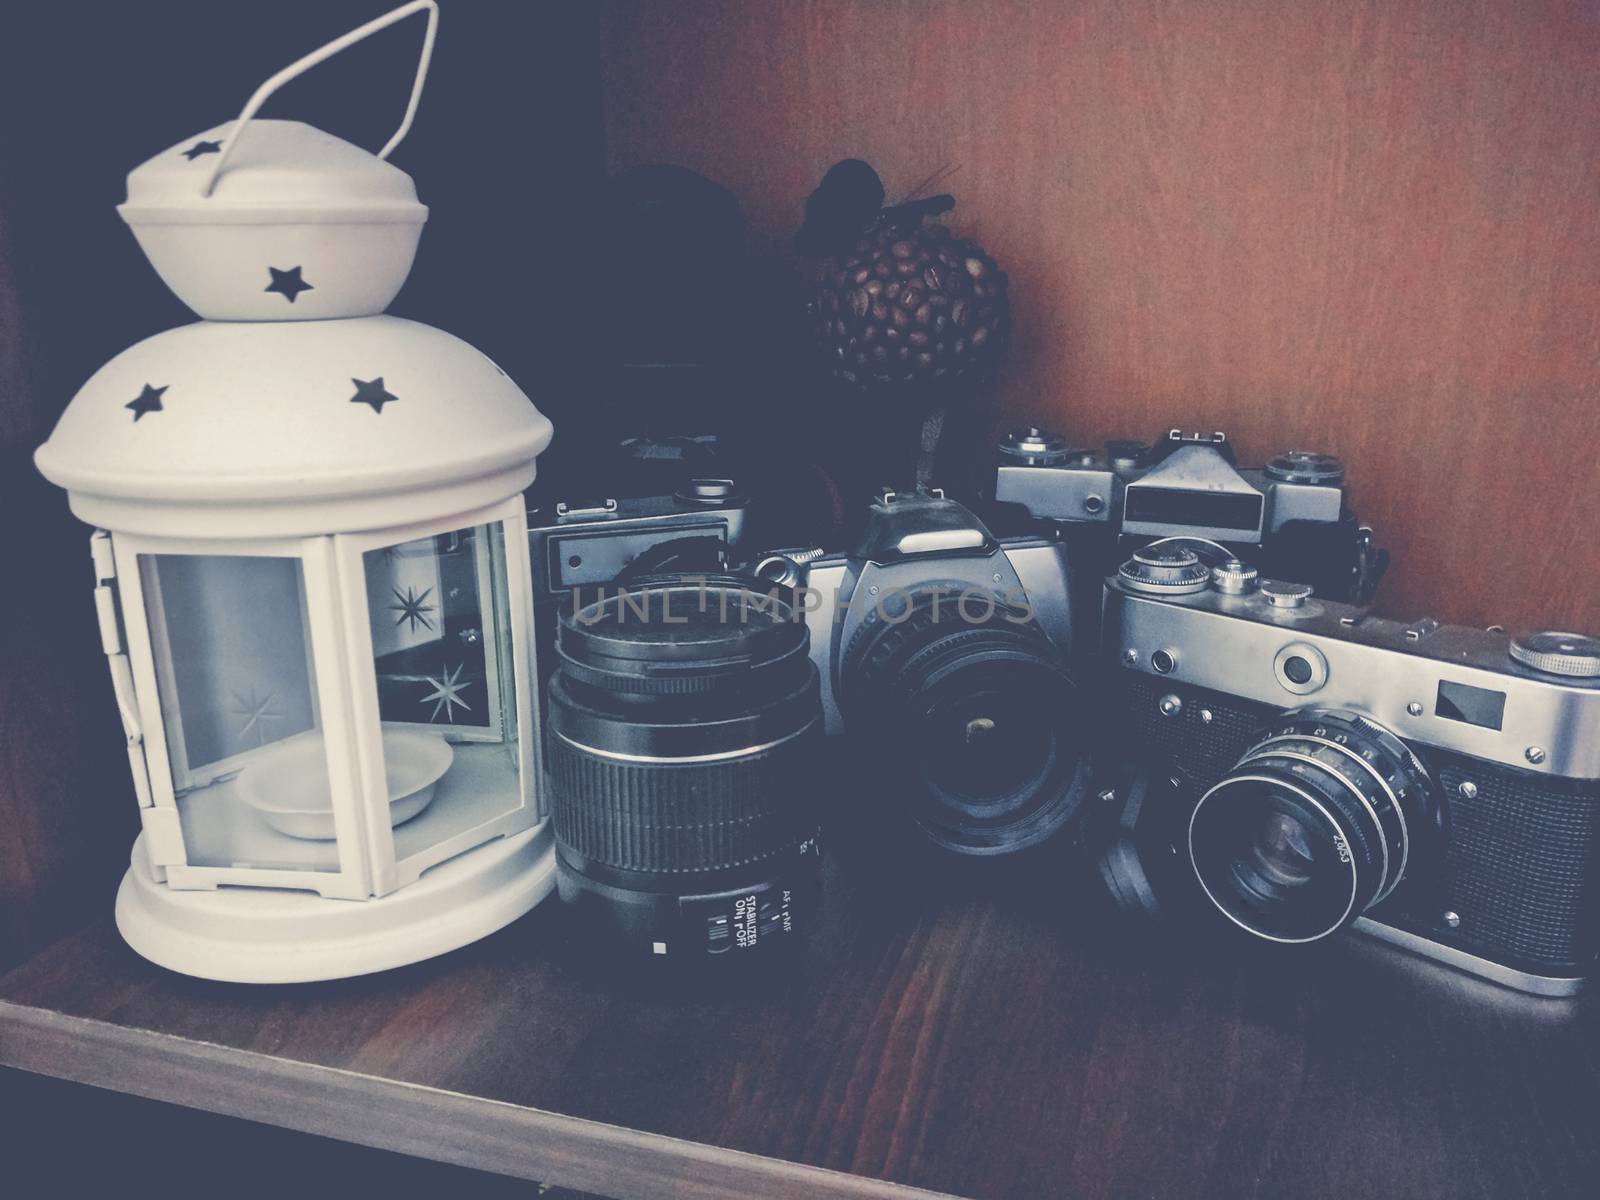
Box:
1117 545 1213 596
1259 579 1314 609
675 478 743 505
999 427 1074 466
1508 632 1600 679
1264 450 1346 485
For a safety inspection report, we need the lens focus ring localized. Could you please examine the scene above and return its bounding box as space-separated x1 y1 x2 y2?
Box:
1188 709 1432 943
549 722 820 874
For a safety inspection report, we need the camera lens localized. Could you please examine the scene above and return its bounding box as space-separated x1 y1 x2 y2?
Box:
547 574 821 962
844 588 1087 854
1188 710 1432 943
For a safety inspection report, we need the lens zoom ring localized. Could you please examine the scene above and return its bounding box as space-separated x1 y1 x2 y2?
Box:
549 732 817 873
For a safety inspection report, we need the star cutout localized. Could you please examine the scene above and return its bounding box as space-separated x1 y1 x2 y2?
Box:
389 585 436 633
351 377 398 413
420 662 473 723
182 139 222 160
226 686 281 747
125 383 167 421
265 265 313 303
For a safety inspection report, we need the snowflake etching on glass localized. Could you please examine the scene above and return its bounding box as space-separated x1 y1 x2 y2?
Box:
420 662 472 723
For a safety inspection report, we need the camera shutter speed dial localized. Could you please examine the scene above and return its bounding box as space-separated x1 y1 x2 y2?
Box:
1117 546 1213 596
1509 632 1600 679
1264 450 1346 485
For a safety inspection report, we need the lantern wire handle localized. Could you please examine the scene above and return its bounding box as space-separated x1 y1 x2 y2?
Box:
202 0 440 197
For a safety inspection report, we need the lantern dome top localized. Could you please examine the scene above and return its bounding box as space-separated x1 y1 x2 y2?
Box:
123 119 425 219
119 120 428 321
35 316 554 538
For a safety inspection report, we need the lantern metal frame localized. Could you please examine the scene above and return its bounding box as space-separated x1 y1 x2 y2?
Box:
103 492 541 904
332 496 540 896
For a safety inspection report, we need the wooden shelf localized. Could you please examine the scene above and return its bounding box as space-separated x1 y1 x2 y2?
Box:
3 854 1598 1200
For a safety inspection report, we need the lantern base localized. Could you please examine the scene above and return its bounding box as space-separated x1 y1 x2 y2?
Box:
115 822 557 983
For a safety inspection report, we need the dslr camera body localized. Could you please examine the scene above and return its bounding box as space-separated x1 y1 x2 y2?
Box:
754 487 1089 855
1101 543 1600 994
996 427 1388 607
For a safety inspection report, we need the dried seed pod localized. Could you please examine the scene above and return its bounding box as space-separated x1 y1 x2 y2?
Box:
810 221 1008 388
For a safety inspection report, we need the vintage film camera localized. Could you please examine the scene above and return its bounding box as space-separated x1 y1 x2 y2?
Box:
1096 542 1600 994
526 479 749 692
995 427 1389 608
753 486 1089 856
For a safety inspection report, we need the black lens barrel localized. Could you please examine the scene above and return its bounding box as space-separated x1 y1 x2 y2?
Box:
548 574 822 962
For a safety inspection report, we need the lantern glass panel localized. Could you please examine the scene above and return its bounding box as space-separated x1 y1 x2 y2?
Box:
138 553 341 872
362 521 524 865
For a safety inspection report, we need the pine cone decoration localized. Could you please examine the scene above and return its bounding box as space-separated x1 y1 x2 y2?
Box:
818 224 1007 388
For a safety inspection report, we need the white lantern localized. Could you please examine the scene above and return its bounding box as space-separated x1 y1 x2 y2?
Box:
33 2 559 982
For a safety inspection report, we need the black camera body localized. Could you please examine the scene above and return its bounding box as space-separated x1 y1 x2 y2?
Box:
1101 549 1600 994
526 479 749 684
753 487 1090 856
996 427 1388 606
527 479 749 606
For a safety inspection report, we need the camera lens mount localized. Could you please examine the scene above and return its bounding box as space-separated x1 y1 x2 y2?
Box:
1188 710 1432 943
843 586 1088 855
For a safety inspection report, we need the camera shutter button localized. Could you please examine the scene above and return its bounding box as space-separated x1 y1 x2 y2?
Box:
1211 558 1259 594
1260 580 1314 609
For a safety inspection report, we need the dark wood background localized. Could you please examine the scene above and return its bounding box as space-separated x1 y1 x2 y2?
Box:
599 0 1600 635
2 6 1599 1195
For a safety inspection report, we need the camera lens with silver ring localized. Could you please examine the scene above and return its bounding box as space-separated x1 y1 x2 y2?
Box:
1187 709 1434 945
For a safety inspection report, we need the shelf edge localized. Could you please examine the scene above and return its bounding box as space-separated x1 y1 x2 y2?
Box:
0 1000 963 1200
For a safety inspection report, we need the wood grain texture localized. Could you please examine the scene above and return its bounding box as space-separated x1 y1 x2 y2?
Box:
2 856 1598 1200
599 0 1600 633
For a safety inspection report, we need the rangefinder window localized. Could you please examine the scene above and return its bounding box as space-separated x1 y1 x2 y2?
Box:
1435 679 1507 731
1124 486 1264 534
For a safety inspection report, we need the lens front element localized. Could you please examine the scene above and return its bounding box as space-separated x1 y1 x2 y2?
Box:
845 588 1087 855
1188 710 1431 943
